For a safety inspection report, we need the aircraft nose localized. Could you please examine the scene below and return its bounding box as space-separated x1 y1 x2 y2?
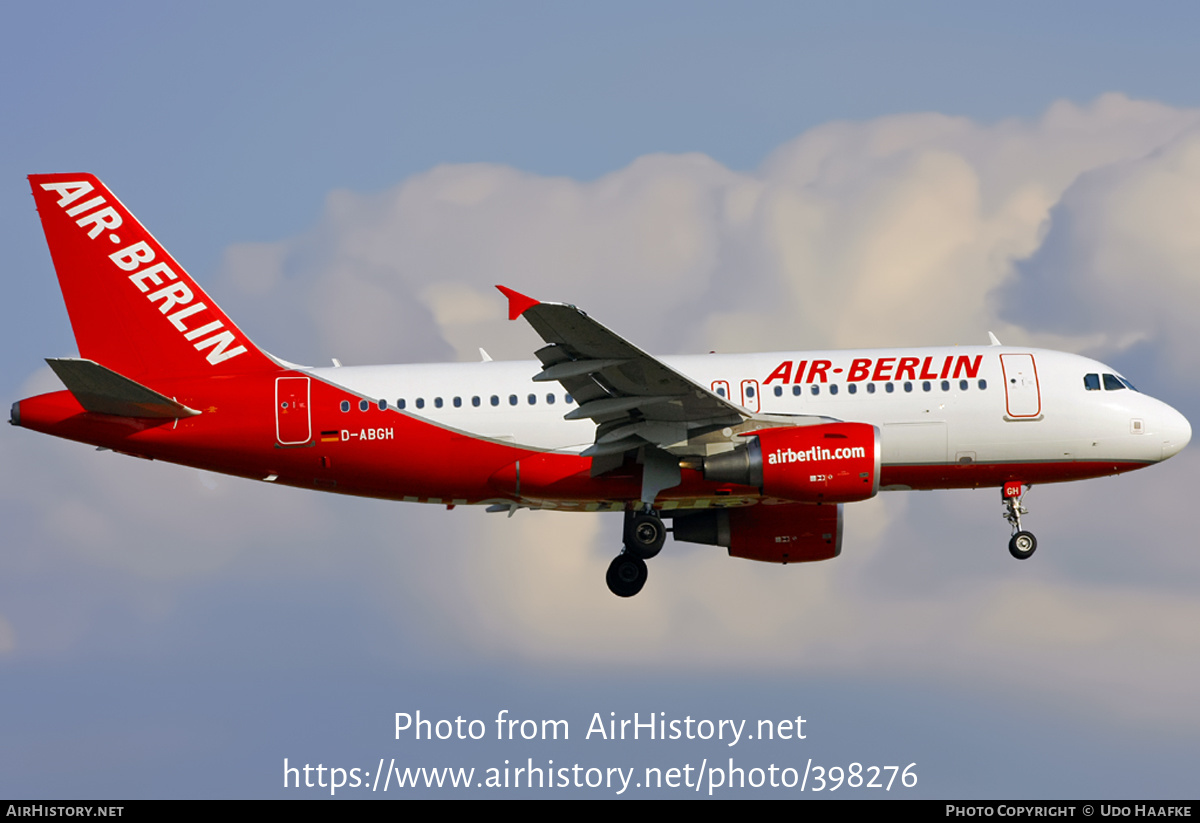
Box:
1159 403 1191 460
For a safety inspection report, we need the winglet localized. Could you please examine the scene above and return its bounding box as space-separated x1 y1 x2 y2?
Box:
496 285 540 320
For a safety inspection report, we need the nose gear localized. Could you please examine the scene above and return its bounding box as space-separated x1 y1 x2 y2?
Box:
1002 481 1037 560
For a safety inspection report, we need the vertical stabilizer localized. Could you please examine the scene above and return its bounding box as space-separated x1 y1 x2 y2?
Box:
29 174 277 381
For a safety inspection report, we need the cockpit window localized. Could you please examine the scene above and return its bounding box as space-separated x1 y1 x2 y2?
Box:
1084 373 1100 391
1118 376 1138 392
1103 373 1125 391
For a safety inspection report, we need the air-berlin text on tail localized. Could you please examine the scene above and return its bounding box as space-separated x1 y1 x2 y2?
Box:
38 180 248 366
764 355 982 384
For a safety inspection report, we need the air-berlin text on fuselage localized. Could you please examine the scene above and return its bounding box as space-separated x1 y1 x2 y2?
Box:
763 356 981 384
767 445 866 465
39 180 248 366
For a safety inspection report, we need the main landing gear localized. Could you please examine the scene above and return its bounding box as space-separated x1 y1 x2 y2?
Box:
1002 481 1037 560
606 509 666 597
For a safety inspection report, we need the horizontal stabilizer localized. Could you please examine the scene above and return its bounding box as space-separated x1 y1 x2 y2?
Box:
46 357 200 419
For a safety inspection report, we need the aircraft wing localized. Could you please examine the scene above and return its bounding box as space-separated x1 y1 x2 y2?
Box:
497 286 747 459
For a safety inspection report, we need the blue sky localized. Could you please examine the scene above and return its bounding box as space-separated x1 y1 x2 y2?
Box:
3 2 1200 798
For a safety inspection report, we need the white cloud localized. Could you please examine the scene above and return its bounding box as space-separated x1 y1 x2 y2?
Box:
1008 123 1200 390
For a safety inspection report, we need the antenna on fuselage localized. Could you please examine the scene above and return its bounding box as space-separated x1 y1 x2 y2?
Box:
987 332 1002 346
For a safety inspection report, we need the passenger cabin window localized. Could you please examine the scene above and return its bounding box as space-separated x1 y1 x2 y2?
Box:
397 399 406 410
867 383 876 394
453 397 462 408
472 396 481 407
774 386 783 397
1084 373 1101 391
415 398 424 409
340 400 350 412
434 397 443 408
359 400 369 412
848 384 857 395
792 385 802 396
490 395 499 406
829 384 838 395
1103 373 1126 391
546 393 556 404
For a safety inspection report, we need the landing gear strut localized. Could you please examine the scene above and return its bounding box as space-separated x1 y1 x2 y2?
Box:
1002 481 1037 560
605 509 665 597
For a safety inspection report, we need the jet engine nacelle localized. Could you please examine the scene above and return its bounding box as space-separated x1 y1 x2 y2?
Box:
704 422 881 503
672 503 842 563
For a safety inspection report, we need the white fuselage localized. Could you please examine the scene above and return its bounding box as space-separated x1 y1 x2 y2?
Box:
308 346 1190 478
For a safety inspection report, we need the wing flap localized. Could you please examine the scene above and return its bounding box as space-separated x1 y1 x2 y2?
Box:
533 358 630 382
564 395 674 421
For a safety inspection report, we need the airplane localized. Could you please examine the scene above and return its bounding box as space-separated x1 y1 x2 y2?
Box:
12 173 1192 597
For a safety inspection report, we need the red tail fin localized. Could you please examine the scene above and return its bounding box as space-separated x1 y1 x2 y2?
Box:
29 174 277 381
